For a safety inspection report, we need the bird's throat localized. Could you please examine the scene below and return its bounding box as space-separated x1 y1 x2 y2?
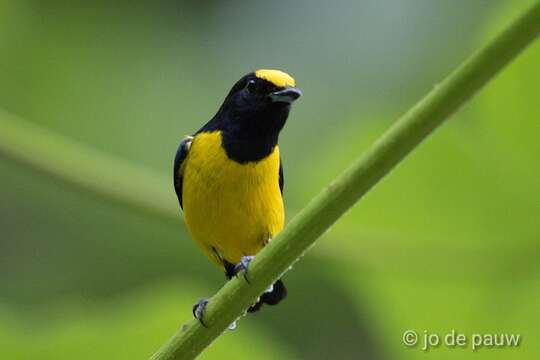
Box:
220 131 279 163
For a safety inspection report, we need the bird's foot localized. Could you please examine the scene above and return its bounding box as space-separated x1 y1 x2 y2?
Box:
234 255 255 283
192 298 209 327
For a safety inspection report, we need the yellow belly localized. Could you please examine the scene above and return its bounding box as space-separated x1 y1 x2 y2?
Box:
181 131 284 269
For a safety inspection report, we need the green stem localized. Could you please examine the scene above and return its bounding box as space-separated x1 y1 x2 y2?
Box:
149 3 540 359
0 110 178 222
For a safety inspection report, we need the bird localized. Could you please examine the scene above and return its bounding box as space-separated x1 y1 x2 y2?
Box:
173 69 301 325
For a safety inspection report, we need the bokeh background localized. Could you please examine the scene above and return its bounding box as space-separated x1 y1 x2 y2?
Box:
1 1 539 359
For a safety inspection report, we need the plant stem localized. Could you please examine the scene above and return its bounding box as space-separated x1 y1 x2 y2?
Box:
0 110 178 222
149 3 540 359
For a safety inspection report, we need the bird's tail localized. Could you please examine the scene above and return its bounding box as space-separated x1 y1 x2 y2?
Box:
248 279 287 313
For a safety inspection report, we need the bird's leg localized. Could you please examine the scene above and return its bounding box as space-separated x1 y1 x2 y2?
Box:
265 283 274 294
233 256 275 294
192 298 209 327
233 255 255 283
223 260 237 280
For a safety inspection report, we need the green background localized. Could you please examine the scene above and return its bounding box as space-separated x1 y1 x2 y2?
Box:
1 1 538 359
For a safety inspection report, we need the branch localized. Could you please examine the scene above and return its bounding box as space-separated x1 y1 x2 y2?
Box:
149 3 540 359
0 109 178 222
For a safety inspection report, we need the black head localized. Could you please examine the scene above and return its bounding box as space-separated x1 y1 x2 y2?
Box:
208 69 301 138
199 69 301 162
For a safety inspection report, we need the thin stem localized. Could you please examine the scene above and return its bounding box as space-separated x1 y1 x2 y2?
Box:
149 3 540 359
0 110 178 222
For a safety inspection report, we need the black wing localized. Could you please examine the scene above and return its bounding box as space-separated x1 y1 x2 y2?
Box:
173 137 193 210
279 158 284 195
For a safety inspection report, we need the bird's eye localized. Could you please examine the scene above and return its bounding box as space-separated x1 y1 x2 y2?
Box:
246 79 257 93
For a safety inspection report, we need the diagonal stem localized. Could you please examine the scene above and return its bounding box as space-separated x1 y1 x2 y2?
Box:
0 110 178 222
149 2 540 359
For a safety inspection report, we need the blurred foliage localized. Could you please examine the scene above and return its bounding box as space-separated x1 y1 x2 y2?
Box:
0 1 538 359
0 279 296 359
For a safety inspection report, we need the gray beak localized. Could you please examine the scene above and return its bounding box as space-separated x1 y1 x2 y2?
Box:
269 87 302 104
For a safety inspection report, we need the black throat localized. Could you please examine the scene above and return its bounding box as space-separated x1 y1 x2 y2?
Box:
198 98 288 164
220 130 278 163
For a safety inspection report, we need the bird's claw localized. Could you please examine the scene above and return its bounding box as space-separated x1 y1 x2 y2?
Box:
234 255 255 283
192 298 209 327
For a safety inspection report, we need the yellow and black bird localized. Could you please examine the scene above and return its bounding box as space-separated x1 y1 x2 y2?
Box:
173 69 301 323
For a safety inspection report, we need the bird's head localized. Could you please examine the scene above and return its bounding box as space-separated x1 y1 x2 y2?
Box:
217 69 302 137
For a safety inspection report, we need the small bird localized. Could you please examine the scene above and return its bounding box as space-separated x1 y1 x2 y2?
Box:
173 69 301 324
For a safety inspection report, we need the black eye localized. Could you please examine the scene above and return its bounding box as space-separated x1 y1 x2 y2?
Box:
246 79 257 93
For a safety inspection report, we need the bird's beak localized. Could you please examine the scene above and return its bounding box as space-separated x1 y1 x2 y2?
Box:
269 87 302 104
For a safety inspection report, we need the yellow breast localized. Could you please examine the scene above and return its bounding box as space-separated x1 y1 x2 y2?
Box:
181 131 284 268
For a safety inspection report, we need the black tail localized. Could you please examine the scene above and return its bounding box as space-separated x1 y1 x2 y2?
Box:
248 279 287 313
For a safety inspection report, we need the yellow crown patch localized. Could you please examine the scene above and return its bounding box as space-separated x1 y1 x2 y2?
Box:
255 69 296 88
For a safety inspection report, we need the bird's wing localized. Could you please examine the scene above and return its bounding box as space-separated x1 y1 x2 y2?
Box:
279 157 284 195
173 136 193 210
